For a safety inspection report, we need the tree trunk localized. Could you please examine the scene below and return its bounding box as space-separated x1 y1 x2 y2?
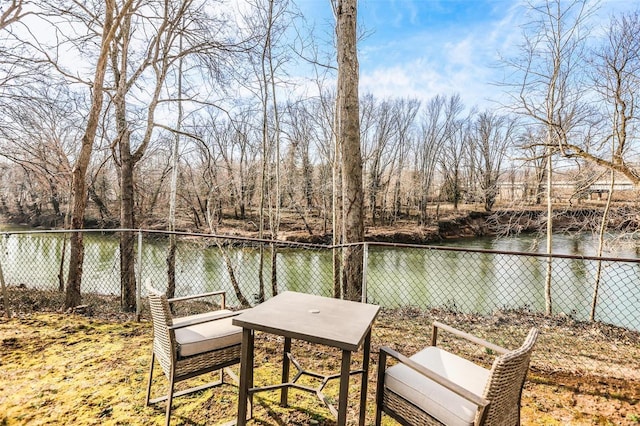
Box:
544 139 553 315
332 98 342 299
119 147 137 311
215 238 251 307
167 32 184 300
590 171 615 321
0 254 10 316
336 0 364 302
65 0 117 309
114 50 137 312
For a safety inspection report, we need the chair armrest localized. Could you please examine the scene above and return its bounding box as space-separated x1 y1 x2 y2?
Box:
432 321 508 355
168 310 240 330
168 290 227 309
380 346 490 409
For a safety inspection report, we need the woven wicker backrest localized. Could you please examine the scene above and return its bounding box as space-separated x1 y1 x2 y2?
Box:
147 287 175 377
478 328 539 426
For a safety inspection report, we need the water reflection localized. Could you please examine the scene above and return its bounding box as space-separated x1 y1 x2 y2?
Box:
1 231 638 331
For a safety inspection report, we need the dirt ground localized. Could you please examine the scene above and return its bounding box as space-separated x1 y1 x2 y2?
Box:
159 203 639 246
1 308 638 426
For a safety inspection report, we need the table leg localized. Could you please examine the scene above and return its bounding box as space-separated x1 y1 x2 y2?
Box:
280 336 292 407
337 349 352 426
237 328 254 426
359 329 372 426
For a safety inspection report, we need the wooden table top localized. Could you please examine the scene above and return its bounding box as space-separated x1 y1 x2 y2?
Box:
233 291 380 351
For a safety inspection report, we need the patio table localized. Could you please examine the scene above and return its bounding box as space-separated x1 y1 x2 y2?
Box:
232 291 380 426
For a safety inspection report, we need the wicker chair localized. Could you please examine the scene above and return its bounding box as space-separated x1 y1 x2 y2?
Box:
375 321 538 426
145 285 243 426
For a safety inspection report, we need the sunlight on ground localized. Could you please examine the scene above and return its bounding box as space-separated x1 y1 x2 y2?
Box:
1 313 638 425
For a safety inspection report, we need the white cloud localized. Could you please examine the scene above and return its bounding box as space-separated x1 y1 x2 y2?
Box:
360 58 498 110
291 0 640 113
355 1 534 109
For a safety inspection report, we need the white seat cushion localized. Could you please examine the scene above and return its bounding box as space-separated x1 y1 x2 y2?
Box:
173 310 242 357
385 346 490 426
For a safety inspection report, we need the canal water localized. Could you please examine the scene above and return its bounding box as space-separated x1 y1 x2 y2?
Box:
1 228 638 330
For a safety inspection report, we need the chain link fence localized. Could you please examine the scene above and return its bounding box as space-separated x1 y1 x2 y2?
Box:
1 229 639 396
365 242 640 331
3 230 638 327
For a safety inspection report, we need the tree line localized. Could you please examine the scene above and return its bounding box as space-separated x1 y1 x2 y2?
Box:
1 0 639 311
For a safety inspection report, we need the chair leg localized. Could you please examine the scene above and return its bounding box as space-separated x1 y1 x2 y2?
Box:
145 352 156 406
147 358 241 425
375 350 387 426
165 370 176 426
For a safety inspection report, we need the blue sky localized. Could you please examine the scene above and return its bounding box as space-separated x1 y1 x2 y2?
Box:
295 0 636 109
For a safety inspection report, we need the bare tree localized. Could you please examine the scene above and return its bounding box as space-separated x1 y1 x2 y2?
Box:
390 98 420 222
0 0 31 30
166 29 185 301
109 0 243 311
0 86 76 222
514 127 549 205
556 11 640 185
65 0 126 308
307 87 341 295
363 97 395 225
468 111 517 211
437 95 466 210
416 95 447 225
213 112 260 221
334 0 363 301
505 0 594 315
589 10 640 321
190 112 252 308
241 0 293 301
282 100 316 233
358 96 416 224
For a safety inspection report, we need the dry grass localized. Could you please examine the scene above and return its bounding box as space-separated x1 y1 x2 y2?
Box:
1 310 639 426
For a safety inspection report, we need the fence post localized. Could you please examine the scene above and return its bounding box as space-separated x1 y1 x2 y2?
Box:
0 256 10 317
136 230 143 321
361 242 368 303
